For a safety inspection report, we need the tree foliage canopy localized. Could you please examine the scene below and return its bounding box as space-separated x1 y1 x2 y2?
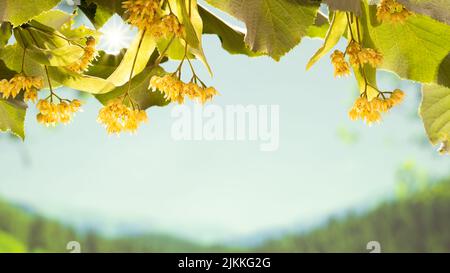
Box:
0 0 449 153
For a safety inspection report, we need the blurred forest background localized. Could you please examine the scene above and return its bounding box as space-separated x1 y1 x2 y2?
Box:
1 167 449 253
1 1 449 254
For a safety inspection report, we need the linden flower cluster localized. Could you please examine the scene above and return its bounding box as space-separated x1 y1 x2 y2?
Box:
331 41 383 77
151 14 184 38
377 0 412 23
348 89 405 124
36 99 82 126
150 75 218 105
330 51 351 77
347 41 383 67
122 0 184 38
67 37 98 73
97 99 148 134
0 74 43 102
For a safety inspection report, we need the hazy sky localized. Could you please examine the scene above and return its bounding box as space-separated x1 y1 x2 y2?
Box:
0 4 448 243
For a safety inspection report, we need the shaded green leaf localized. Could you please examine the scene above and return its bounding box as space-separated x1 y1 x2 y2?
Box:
397 0 450 25
79 0 121 28
323 0 362 16
0 22 12 47
205 0 320 61
87 50 126 79
96 66 169 110
198 5 261 57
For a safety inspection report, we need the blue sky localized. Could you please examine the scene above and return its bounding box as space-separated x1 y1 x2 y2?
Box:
0 4 448 244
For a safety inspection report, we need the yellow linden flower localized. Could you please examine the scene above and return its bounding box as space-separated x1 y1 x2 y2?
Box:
36 99 82 126
122 0 161 31
183 82 202 100
24 89 38 103
346 41 362 66
150 75 185 104
344 41 383 68
377 0 412 23
330 50 351 77
160 14 184 38
97 98 148 134
123 0 184 38
0 79 13 99
67 37 98 73
150 75 218 104
389 89 405 105
0 74 43 100
70 99 82 113
200 87 218 104
358 48 383 68
349 89 405 124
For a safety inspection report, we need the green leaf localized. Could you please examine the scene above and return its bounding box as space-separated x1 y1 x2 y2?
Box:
0 59 16 79
360 2 450 88
96 66 169 110
0 43 114 94
0 22 12 47
86 0 125 16
323 0 362 16
306 11 347 70
26 44 85 67
79 0 122 28
198 5 262 57
0 0 61 27
86 50 126 79
15 23 70 50
0 98 26 140
397 0 450 25
205 0 320 61
32 10 73 30
420 84 450 153
0 44 46 80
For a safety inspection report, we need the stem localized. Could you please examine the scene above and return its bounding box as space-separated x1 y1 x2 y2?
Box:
346 13 355 41
127 30 147 94
27 25 85 48
27 28 57 100
155 35 176 66
355 17 362 44
189 0 192 18
21 47 27 73
44 66 54 101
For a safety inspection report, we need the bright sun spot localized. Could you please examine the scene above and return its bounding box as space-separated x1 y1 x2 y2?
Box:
98 14 137 55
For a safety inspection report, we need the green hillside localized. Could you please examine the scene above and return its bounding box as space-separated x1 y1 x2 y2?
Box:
0 199 211 253
257 177 450 252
